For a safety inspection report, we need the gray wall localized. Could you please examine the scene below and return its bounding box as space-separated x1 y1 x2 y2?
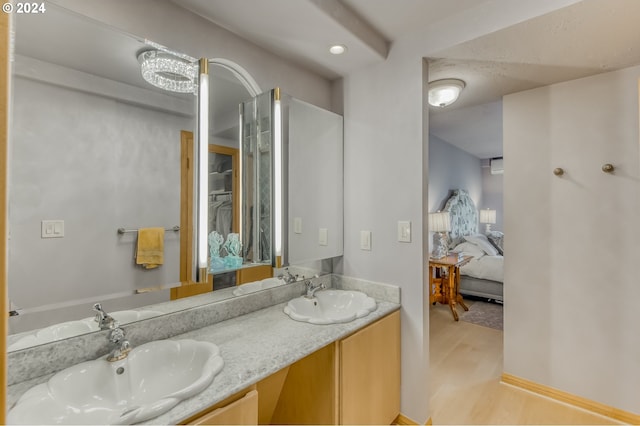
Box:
428 134 483 212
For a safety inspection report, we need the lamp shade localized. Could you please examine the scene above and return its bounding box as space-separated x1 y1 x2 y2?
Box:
428 211 451 233
479 209 496 224
428 79 465 107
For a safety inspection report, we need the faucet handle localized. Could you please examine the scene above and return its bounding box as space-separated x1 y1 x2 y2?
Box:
93 303 116 329
93 302 104 314
109 326 125 343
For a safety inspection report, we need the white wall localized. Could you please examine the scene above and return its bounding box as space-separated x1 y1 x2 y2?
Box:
338 49 429 422
503 65 640 413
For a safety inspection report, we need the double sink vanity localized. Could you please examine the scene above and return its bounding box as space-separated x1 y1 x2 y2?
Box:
7 275 401 425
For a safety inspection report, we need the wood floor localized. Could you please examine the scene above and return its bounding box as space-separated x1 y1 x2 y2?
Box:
429 303 621 425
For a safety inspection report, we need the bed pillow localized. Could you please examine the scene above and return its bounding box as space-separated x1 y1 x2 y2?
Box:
463 233 499 256
452 241 485 258
486 231 504 255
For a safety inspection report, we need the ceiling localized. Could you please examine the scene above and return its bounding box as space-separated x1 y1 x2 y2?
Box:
170 0 640 159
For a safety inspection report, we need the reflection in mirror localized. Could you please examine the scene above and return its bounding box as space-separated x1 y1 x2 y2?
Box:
8 5 193 336
6 6 257 350
286 96 344 265
241 90 275 266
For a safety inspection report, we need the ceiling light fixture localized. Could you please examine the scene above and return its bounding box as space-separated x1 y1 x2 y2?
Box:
138 50 198 93
329 44 347 55
428 78 465 108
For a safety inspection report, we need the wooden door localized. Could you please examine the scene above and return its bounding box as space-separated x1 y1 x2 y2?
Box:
172 131 213 299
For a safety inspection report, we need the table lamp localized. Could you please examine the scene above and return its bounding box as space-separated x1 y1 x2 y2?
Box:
429 211 451 259
479 209 496 233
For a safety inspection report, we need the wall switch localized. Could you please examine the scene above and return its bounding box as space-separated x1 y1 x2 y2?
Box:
319 228 328 246
360 230 372 251
294 217 302 234
398 221 411 243
42 220 64 238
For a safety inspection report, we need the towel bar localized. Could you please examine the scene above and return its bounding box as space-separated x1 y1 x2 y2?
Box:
117 226 180 235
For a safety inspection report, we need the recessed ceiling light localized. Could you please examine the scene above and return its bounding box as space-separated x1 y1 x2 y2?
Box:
329 44 347 55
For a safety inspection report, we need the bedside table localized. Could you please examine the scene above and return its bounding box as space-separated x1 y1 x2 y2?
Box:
429 254 473 321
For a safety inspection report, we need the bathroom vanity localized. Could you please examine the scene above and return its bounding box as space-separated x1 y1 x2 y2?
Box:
181 310 400 425
7 277 401 425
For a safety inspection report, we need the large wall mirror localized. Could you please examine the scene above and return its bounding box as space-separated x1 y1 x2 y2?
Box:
7 3 344 352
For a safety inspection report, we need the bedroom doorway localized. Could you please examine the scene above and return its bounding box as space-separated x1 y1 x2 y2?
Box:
427 87 505 422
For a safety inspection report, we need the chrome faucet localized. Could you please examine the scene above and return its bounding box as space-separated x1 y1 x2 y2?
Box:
278 268 298 284
93 303 131 362
305 277 325 298
93 303 116 330
107 327 131 362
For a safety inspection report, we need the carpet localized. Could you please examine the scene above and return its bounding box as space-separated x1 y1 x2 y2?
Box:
460 299 503 330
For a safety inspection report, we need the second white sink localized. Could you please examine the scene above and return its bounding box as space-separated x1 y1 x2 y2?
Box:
232 277 284 296
284 290 377 324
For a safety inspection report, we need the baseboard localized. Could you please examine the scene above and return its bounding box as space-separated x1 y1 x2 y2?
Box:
394 413 431 425
501 373 640 424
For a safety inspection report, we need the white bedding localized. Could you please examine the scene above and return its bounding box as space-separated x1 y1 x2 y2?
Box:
460 254 504 282
453 241 504 282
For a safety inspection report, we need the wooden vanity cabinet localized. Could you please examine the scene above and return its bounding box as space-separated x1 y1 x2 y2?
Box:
179 310 400 426
340 310 400 425
181 388 258 425
263 310 400 425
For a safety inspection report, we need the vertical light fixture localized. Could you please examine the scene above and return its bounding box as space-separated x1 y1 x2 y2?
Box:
273 88 283 267
237 103 243 247
197 58 209 278
479 209 496 233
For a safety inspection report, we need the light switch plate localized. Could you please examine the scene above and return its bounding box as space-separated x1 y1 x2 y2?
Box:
360 230 372 251
319 228 328 246
398 220 411 243
42 220 64 238
294 217 302 234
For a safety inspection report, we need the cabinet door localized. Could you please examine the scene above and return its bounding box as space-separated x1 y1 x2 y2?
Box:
340 311 400 425
188 389 258 425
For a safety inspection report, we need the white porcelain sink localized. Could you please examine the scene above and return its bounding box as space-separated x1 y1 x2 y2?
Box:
7 339 224 425
284 290 377 324
8 310 163 351
232 277 284 296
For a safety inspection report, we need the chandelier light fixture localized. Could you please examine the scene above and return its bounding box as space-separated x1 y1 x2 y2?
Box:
428 78 466 108
138 50 198 93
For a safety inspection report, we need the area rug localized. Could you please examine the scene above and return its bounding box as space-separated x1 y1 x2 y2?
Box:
460 300 503 330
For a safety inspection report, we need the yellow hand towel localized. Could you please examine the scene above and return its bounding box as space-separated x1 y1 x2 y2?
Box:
136 227 165 269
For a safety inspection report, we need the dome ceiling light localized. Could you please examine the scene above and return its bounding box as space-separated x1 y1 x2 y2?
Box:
138 50 198 94
428 78 466 108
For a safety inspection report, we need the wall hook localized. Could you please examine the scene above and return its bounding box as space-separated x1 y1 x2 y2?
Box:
602 163 615 173
553 167 564 176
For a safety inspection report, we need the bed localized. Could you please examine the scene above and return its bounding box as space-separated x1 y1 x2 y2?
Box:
441 189 504 302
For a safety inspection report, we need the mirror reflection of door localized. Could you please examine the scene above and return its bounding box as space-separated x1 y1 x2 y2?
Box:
208 145 239 290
